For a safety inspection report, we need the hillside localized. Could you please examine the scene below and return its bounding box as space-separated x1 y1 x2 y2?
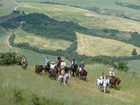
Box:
19 3 140 33
0 0 140 105
0 65 140 105
14 28 72 51
16 0 140 21
76 32 140 56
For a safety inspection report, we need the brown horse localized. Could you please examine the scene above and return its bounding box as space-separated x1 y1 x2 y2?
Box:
35 64 50 74
79 69 88 80
70 64 78 76
107 76 121 88
49 66 58 80
21 62 28 69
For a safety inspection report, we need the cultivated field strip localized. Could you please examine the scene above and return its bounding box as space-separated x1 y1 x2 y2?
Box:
76 32 140 56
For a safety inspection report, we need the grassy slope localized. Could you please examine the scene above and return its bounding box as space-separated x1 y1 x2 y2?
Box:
0 64 140 105
14 28 72 51
0 0 17 16
19 3 140 33
76 32 140 56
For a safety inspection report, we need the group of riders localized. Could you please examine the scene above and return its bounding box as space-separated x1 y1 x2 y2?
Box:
20 55 120 88
98 68 116 87
45 56 86 76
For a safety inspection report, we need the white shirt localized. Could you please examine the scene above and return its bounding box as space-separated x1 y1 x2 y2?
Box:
50 64 55 69
61 62 66 67
100 75 106 80
109 71 115 76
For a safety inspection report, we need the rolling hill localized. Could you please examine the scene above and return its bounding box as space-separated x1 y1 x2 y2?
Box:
0 0 140 105
0 0 17 16
76 32 140 56
19 2 140 33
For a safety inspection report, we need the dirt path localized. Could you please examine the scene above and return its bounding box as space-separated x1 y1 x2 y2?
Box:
1 27 14 52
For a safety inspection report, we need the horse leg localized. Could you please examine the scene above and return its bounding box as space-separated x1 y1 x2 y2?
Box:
103 87 106 93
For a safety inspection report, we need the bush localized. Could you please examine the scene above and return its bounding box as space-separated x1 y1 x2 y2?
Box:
131 48 137 56
114 60 129 72
0 52 23 65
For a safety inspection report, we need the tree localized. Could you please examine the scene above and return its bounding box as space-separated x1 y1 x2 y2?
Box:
114 60 129 72
131 48 137 56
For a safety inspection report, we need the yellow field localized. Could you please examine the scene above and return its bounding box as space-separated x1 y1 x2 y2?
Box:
19 3 140 33
14 28 72 51
76 32 140 56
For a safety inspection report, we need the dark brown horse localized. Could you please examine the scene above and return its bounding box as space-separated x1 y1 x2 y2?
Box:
49 66 58 80
35 65 50 74
21 62 28 69
70 64 78 76
79 69 88 80
107 76 121 87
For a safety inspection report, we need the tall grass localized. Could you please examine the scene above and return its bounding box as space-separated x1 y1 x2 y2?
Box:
0 65 139 105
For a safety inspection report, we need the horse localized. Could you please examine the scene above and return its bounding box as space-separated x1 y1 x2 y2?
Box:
58 67 70 86
96 78 110 93
49 66 58 80
21 61 28 69
35 65 44 74
70 64 78 76
44 63 50 73
106 76 121 88
79 68 88 80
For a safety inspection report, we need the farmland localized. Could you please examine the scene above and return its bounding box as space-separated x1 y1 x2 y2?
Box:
76 32 140 56
14 28 72 51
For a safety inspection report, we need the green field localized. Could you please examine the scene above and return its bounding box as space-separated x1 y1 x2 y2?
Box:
0 64 140 105
14 28 72 51
19 3 140 33
128 60 140 74
0 0 17 16
76 32 140 56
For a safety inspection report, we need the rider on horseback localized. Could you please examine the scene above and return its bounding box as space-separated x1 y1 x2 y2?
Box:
50 62 55 70
44 56 50 65
109 68 115 81
100 73 106 80
71 59 76 69
56 55 62 68
79 61 85 72
100 73 106 85
109 68 115 77
60 60 66 70
21 56 27 64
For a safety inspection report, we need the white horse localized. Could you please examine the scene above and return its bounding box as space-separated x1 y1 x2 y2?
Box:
96 78 110 93
58 73 70 86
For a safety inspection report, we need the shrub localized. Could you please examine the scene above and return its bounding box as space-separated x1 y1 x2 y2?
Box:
114 60 129 72
0 52 23 65
131 48 137 56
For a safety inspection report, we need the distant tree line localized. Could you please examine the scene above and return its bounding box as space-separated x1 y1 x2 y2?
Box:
115 2 140 10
